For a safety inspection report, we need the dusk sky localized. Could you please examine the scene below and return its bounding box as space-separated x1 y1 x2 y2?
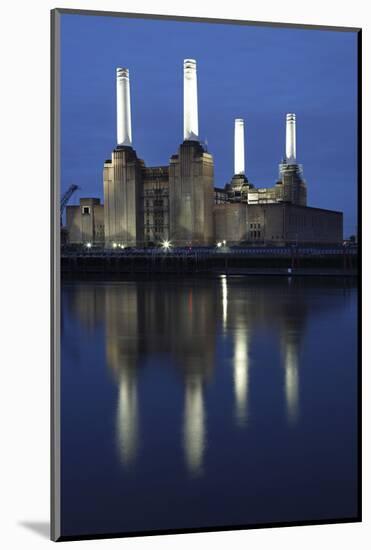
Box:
61 14 358 236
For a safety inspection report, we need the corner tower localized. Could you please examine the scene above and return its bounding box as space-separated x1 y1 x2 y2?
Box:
226 118 254 202
104 68 144 247
169 59 214 246
276 114 307 206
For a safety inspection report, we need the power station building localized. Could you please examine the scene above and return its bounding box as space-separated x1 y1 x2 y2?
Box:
66 59 343 247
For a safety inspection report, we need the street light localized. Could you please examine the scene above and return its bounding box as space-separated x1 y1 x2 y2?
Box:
162 240 172 251
216 242 222 248
86 242 92 248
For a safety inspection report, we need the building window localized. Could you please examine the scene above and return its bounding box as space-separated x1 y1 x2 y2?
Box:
82 206 90 215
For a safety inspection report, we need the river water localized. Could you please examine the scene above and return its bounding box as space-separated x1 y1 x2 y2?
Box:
60 276 358 537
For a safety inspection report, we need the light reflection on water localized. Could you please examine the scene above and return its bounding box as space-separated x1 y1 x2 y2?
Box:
282 330 300 424
64 277 352 472
233 328 250 427
61 275 358 536
116 371 139 466
183 375 206 476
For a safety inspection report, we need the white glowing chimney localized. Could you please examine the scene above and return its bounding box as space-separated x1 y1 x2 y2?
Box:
285 113 296 163
116 67 132 146
183 59 199 141
234 118 245 175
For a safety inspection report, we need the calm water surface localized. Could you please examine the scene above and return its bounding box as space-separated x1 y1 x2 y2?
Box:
61 276 358 537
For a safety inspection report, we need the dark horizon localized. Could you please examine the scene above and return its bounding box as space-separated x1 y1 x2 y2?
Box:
61 14 358 236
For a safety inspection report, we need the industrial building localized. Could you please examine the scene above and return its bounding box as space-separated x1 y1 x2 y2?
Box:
66 59 343 247
66 197 104 245
214 203 342 246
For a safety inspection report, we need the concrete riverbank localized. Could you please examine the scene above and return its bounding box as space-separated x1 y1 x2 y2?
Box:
61 249 358 277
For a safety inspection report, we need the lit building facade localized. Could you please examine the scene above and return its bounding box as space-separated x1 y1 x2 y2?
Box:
214 203 342 245
66 60 342 247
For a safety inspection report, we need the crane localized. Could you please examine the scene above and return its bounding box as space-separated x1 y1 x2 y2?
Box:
60 184 79 226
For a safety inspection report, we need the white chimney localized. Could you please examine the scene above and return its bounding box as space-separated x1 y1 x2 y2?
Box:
285 113 296 163
183 59 199 141
116 67 132 146
234 118 245 175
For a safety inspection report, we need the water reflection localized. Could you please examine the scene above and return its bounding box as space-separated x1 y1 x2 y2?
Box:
233 329 250 427
281 325 301 425
221 274 228 330
105 284 140 465
99 281 216 473
64 276 353 474
279 298 306 425
116 371 139 465
183 377 205 475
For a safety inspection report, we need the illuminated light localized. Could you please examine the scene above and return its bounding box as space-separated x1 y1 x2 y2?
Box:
112 242 118 249
223 240 226 246
162 240 172 250
216 242 222 248
234 118 245 175
86 242 92 248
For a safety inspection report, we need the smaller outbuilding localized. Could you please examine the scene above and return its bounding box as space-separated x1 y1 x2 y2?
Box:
66 198 104 245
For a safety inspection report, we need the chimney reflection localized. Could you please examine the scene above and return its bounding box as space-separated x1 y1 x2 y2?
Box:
282 330 300 425
63 277 353 476
233 329 250 427
174 284 215 476
221 275 228 330
105 284 141 465
280 295 303 426
183 376 205 476
105 280 216 473
116 370 139 465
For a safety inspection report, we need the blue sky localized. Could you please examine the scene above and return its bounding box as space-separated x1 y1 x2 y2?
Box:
61 14 358 236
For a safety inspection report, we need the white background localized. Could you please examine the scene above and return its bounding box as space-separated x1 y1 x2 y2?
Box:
0 0 368 547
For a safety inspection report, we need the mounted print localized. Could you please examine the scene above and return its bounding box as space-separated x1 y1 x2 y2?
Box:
51 8 361 542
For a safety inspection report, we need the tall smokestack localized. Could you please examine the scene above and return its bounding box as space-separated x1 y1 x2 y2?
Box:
116 67 132 147
183 59 199 141
234 118 245 175
285 113 296 163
